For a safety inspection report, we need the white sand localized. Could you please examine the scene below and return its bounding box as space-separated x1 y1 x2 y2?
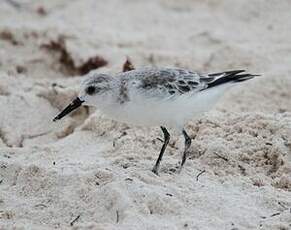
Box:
1 0 291 229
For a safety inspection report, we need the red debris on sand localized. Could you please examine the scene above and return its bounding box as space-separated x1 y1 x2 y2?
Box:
122 57 135 72
41 36 108 76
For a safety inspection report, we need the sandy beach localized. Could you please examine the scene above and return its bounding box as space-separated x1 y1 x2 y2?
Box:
0 0 291 229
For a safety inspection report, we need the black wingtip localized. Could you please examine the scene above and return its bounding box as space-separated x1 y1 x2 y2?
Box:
206 70 260 89
208 70 245 77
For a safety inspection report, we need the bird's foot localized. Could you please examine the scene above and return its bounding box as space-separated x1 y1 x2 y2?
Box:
152 166 159 175
177 164 184 174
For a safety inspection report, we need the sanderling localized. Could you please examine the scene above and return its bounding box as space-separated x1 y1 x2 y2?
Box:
53 67 258 174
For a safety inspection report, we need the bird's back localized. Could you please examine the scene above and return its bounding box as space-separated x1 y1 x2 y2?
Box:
116 67 256 98
116 67 208 99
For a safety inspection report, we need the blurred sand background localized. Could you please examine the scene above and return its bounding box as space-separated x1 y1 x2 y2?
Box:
0 0 291 229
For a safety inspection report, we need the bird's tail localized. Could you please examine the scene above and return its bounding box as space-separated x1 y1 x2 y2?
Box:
206 70 259 89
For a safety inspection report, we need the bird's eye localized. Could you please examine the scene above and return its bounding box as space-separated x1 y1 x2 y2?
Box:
86 86 96 95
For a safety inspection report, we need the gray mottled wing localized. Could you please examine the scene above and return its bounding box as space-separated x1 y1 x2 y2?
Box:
120 68 213 99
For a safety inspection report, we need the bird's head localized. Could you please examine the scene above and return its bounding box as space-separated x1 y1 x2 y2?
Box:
53 72 115 121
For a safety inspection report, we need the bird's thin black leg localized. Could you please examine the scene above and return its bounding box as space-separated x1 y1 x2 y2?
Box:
152 126 170 175
180 129 192 171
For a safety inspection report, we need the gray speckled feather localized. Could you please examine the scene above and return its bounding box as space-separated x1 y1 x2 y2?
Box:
115 68 257 100
115 67 210 99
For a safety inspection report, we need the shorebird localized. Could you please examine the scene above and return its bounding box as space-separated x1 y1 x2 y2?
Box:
53 67 257 174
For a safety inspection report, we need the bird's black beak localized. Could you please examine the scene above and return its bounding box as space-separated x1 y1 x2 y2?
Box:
53 97 84 122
